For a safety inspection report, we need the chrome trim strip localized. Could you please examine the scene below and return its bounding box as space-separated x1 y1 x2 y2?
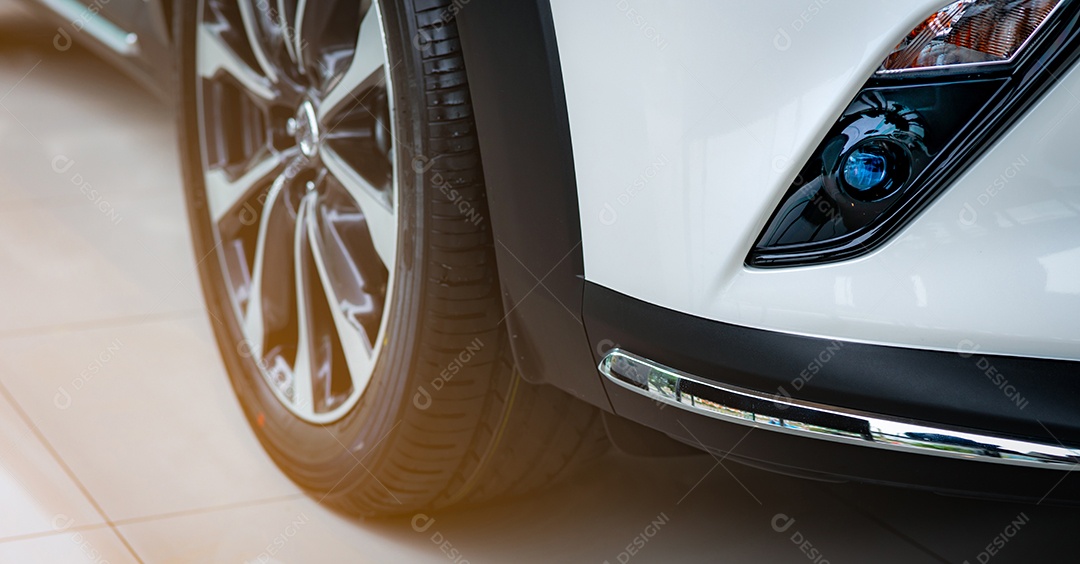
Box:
599 349 1080 470
38 0 140 56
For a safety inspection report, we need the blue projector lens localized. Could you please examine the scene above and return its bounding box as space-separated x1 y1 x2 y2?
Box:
843 147 889 193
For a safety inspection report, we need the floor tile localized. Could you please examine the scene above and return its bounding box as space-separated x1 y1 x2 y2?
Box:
0 193 203 333
0 390 104 540
0 315 301 522
116 452 939 564
0 20 174 207
118 498 437 564
0 528 138 564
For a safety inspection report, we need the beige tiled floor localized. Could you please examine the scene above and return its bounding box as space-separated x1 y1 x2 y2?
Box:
0 390 104 539
0 3 1077 563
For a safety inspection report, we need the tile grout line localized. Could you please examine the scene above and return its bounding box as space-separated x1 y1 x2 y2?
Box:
107 493 310 528
0 308 208 341
0 522 114 546
0 381 144 563
0 492 310 546
0 189 183 212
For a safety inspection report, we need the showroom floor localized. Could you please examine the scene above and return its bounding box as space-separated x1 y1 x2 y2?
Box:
0 3 1077 563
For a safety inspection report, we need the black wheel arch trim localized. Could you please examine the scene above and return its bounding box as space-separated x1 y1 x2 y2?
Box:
455 0 612 410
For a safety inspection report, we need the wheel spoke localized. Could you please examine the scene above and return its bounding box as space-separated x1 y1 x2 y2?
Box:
322 147 397 267
241 173 288 357
197 25 275 100
292 0 308 71
277 0 299 65
305 201 378 395
318 3 386 121
289 196 316 419
205 154 281 223
235 0 279 83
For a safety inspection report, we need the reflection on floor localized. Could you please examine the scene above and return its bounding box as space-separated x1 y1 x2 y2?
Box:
0 3 1075 562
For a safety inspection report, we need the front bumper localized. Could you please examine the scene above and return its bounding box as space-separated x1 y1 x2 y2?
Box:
585 283 1080 503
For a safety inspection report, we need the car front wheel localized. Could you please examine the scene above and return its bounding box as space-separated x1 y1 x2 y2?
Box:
176 0 607 515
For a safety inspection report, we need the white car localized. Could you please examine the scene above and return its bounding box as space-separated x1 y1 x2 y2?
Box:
22 0 1080 514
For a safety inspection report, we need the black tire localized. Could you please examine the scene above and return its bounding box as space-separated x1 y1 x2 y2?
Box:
176 0 607 516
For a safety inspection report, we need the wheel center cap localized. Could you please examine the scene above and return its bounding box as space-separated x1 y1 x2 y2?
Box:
294 100 320 159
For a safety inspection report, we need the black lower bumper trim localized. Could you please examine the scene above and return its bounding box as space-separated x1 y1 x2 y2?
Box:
602 349 1080 470
584 283 1080 502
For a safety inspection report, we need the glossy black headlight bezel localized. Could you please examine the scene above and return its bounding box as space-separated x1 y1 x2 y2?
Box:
747 1 1080 269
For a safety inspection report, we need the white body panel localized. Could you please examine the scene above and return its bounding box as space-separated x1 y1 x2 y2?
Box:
550 0 1080 360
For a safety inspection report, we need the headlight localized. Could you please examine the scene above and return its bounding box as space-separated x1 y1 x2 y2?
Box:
881 0 1062 73
749 0 1079 268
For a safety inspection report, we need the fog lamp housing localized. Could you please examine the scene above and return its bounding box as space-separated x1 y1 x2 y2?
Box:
842 140 910 202
747 0 1080 268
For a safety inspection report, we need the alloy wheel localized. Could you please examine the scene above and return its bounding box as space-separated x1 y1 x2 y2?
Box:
195 0 397 424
